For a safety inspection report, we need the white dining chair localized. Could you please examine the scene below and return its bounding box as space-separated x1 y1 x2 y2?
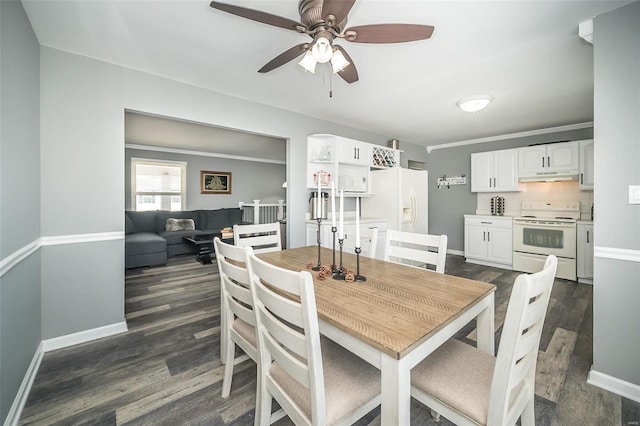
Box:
234 222 282 254
246 250 382 426
410 254 558 426
343 226 379 258
213 237 257 398
384 229 448 273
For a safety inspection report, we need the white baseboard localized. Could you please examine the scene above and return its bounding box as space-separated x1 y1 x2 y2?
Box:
588 368 640 404
42 321 128 352
3 342 44 426
447 249 464 256
465 258 513 270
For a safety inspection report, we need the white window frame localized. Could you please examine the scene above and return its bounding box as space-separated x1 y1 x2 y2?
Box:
131 158 187 211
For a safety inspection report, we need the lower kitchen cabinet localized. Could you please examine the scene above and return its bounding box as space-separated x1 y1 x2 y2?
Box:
305 219 387 260
577 222 594 284
464 215 513 268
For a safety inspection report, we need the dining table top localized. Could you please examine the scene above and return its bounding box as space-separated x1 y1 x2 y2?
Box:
257 246 496 360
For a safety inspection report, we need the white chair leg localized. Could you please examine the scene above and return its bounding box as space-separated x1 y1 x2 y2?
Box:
221 341 235 398
255 384 272 426
521 396 535 426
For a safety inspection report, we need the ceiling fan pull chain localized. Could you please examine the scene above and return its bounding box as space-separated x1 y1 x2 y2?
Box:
329 68 333 98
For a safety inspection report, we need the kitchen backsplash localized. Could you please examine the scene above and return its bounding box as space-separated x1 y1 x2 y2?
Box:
476 181 594 219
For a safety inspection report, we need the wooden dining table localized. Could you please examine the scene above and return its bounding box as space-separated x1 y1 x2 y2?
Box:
258 246 496 426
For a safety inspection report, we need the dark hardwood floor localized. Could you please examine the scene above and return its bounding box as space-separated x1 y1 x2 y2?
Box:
19 253 640 425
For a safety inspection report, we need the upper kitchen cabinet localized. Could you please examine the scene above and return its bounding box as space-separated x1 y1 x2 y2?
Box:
518 141 579 178
471 149 519 192
337 136 372 166
579 139 594 190
307 134 399 195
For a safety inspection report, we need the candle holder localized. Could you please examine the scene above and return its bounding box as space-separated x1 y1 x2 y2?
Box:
354 247 367 282
333 238 345 279
330 226 338 273
312 217 322 271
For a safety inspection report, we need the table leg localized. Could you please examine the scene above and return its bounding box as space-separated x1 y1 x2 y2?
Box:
475 292 495 355
380 354 411 426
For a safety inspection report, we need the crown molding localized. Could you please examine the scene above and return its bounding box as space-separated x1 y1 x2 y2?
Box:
125 143 286 165
426 122 593 153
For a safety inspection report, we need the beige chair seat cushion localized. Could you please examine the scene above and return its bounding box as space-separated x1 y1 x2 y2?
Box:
271 338 381 425
232 318 256 348
411 339 495 425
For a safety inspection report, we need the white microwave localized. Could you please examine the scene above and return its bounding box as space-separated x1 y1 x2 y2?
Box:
339 173 368 192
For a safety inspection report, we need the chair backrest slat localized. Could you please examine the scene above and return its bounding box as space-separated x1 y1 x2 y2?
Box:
215 238 255 328
247 251 325 424
384 230 447 273
488 255 557 425
234 222 282 254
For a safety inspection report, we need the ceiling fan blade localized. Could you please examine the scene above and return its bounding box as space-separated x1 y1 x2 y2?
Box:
258 43 310 73
343 24 435 43
321 0 356 25
210 1 303 32
334 45 359 84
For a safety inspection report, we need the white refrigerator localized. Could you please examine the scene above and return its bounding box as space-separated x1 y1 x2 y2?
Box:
362 168 428 233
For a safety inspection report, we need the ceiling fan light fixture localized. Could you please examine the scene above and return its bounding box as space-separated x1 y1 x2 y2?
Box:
331 49 350 73
298 51 317 73
457 95 493 113
311 36 333 63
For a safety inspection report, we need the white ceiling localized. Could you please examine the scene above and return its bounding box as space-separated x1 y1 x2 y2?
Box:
23 0 631 155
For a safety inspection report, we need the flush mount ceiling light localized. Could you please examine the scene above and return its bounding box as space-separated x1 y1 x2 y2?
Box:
457 95 493 113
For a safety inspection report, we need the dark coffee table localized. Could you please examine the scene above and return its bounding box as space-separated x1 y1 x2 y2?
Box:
183 233 233 264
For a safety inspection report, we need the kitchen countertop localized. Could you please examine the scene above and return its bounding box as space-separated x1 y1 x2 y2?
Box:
305 216 387 224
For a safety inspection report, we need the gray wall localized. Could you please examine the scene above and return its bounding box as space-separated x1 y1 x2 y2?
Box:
0 0 41 422
38 45 391 343
425 128 593 251
592 1 640 388
124 148 286 211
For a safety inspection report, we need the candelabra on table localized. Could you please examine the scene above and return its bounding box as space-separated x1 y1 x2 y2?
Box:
333 236 345 279
312 217 322 271
331 226 339 273
353 247 367 282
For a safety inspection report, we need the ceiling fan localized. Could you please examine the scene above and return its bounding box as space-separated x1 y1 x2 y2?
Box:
209 0 435 84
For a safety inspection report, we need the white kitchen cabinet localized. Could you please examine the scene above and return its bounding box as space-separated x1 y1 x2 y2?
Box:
337 136 371 166
307 134 399 195
579 139 594 190
577 222 594 284
471 149 519 192
518 141 579 178
464 215 513 268
305 219 387 260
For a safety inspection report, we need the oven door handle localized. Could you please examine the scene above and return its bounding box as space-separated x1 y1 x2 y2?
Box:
514 221 575 229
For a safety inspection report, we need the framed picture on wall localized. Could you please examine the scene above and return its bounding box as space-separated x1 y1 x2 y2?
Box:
201 171 231 194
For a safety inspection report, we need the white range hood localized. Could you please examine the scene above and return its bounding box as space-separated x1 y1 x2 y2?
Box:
519 174 578 183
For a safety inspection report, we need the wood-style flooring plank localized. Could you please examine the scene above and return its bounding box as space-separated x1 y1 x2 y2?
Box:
18 254 640 426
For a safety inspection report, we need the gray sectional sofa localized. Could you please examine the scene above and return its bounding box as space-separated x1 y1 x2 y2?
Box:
125 208 244 268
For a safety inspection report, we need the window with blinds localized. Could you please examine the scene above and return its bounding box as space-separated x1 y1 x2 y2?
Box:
132 158 187 211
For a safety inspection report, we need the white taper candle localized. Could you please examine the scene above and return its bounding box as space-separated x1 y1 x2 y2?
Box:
331 180 336 227
355 197 361 248
317 176 321 219
339 190 344 239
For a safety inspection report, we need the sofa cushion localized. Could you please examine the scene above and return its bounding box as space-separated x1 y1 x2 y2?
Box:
155 211 202 232
159 229 208 245
228 208 243 226
126 211 157 233
125 214 136 234
203 208 243 231
125 232 166 256
165 218 195 232
203 209 228 231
